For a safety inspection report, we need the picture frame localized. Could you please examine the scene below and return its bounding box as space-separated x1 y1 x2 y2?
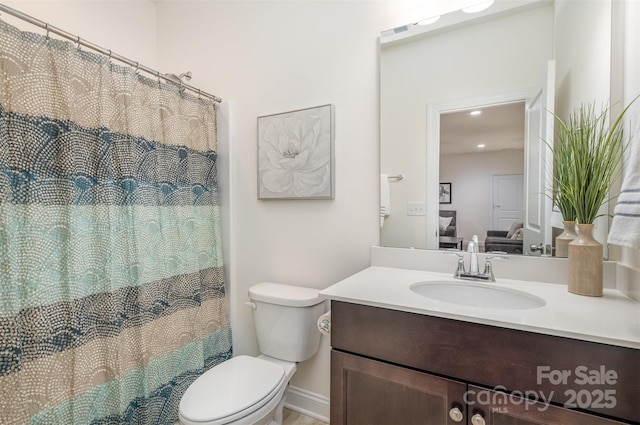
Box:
257 104 335 200
439 182 452 204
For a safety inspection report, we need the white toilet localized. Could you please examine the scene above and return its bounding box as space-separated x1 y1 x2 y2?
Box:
178 282 326 425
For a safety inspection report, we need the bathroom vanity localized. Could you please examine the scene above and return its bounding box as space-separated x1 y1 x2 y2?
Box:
320 256 640 425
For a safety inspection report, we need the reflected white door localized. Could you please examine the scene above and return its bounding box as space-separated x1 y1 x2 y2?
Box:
492 174 524 230
523 60 555 256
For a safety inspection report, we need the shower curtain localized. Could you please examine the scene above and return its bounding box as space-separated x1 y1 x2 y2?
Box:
0 19 232 425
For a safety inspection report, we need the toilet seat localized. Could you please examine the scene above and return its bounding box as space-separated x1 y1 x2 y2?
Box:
179 355 286 424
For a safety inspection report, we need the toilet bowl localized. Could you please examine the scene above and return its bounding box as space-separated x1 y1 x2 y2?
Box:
178 283 325 425
178 355 296 425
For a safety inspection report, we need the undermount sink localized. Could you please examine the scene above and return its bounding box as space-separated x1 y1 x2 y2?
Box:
410 281 546 310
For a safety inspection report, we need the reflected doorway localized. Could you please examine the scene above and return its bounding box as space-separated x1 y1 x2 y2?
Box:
439 102 525 253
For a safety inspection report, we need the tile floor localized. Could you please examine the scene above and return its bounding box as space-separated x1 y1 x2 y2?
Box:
282 408 328 425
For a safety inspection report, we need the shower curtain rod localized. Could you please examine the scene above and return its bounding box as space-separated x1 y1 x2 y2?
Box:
0 3 222 103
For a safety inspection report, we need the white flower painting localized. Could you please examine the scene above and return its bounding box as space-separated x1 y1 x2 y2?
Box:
258 104 334 199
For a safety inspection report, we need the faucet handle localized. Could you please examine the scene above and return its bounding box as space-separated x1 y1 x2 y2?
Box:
483 255 507 281
444 251 466 277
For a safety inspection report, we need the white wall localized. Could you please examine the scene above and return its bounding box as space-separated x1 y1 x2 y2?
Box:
554 0 612 121
3 1 157 68
380 4 554 249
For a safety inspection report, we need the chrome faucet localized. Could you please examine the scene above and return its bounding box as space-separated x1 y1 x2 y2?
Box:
445 237 508 282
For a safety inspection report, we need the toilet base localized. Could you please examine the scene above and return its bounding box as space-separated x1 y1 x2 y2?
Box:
255 391 287 425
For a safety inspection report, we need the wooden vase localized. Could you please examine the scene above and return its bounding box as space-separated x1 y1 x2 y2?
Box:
568 223 603 297
555 220 577 258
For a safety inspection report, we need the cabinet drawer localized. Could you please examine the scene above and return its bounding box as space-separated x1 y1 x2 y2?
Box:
331 301 640 423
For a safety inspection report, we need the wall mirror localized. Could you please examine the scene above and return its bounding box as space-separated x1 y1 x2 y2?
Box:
379 0 614 258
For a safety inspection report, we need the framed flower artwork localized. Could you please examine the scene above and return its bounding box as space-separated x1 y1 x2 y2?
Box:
257 104 335 199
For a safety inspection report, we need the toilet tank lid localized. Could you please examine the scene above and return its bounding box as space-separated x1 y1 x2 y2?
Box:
249 282 323 307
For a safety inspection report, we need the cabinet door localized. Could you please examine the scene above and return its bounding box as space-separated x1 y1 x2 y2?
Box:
331 350 467 425
466 385 629 425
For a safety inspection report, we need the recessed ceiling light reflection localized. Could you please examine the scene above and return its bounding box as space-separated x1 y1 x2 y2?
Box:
470 110 482 116
477 144 486 148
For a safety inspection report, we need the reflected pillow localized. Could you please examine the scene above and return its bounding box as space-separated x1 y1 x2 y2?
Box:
506 221 523 238
439 216 453 232
510 228 524 240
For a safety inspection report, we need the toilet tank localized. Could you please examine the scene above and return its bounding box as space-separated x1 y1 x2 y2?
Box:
248 282 326 362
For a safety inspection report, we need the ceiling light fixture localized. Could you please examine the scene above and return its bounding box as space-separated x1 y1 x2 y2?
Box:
462 0 495 13
416 15 441 26
477 144 486 148
470 110 482 116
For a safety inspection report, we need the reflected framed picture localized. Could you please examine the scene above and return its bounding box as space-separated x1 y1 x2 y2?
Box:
439 182 452 204
257 104 335 199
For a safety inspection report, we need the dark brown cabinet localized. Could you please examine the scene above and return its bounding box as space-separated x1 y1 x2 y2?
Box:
330 301 639 425
332 350 466 425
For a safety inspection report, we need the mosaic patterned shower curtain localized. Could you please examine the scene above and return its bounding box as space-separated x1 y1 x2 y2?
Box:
0 19 232 425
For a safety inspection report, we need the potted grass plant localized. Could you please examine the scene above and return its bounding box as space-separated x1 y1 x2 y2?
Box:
552 100 633 296
552 132 578 258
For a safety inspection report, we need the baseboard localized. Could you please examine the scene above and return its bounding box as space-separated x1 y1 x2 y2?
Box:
284 385 330 423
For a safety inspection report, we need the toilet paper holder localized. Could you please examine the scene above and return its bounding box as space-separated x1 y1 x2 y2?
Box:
317 311 331 335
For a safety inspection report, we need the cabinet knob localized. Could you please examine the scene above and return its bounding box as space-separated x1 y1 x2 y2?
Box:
448 407 464 422
471 413 486 425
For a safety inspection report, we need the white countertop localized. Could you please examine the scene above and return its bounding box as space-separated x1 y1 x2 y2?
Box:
320 266 640 349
